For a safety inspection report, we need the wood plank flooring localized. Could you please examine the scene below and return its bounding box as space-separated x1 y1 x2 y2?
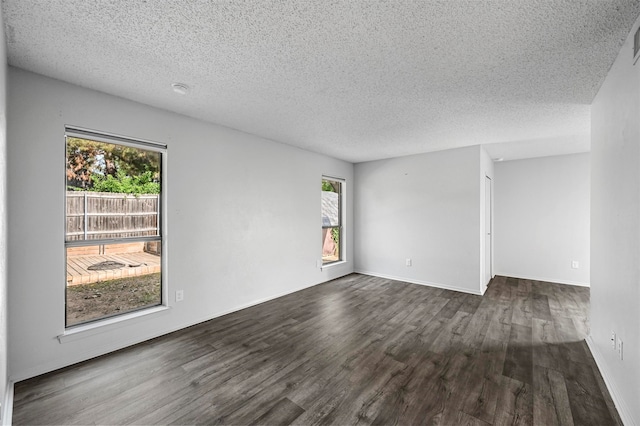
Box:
12 274 621 425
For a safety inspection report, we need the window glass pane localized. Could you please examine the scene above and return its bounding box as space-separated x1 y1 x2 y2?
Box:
66 242 161 326
322 227 341 264
66 137 161 242
65 134 163 327
322 178 342 264
321 180 340 227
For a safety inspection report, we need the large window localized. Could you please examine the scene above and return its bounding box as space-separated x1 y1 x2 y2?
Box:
65 128 165 327
321 177 343 265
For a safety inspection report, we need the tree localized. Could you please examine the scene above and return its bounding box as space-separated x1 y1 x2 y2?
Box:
66 137 160 193
322 180 337 192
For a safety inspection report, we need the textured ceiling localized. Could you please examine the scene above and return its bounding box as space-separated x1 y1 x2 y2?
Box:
3 1 640 163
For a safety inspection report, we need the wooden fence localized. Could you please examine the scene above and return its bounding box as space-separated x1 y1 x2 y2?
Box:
66 191 160 241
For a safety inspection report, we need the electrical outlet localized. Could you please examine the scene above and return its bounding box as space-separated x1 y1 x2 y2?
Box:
571 260 579 269
611 331 616 349
406 258 412 267
175 290 184 302
617 337 623 360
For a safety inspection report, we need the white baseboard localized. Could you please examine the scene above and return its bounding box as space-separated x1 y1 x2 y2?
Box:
354 270 483 295
585 335 636 426
493 272 590 287
11 273 354 383
2 381 13 426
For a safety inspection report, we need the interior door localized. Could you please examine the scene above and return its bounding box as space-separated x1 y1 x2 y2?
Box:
484 176 492 287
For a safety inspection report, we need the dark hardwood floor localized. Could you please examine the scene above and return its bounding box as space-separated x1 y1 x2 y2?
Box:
13 274 620 425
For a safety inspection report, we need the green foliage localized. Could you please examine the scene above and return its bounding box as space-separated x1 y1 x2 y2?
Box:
66 137 161 193
331 227 340 246
91 170 160 195
322 180 336 192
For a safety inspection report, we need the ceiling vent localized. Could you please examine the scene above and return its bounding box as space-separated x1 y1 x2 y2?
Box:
634 26 640 64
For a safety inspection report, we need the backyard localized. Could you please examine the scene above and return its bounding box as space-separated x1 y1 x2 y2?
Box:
66 273 161 325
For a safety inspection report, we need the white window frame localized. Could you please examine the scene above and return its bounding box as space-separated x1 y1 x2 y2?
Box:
63 126 168 330
321 176 345 266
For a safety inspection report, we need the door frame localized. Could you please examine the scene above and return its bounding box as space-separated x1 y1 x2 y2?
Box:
484 175 493 290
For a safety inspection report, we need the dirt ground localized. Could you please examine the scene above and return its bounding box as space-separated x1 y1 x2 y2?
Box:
66 273 161 326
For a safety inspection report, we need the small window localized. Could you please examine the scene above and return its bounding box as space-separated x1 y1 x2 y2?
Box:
321 177 343 265
65 128 165 327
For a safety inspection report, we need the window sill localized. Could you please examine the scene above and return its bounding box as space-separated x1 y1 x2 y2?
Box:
321 260 347 270
58 305 170 344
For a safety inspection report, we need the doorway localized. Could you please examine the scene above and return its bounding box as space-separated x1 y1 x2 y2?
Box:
484 176 492 289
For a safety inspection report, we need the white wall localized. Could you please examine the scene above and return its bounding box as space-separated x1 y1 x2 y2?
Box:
590 15 640 426
354 145 484 294
7 68 354 381
494 153 590 286
0 5 8 422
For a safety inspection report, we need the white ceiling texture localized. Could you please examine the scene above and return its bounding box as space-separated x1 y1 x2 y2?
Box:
3 1 640 163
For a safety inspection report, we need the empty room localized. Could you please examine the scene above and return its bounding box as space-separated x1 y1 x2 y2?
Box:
0 1 639 425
